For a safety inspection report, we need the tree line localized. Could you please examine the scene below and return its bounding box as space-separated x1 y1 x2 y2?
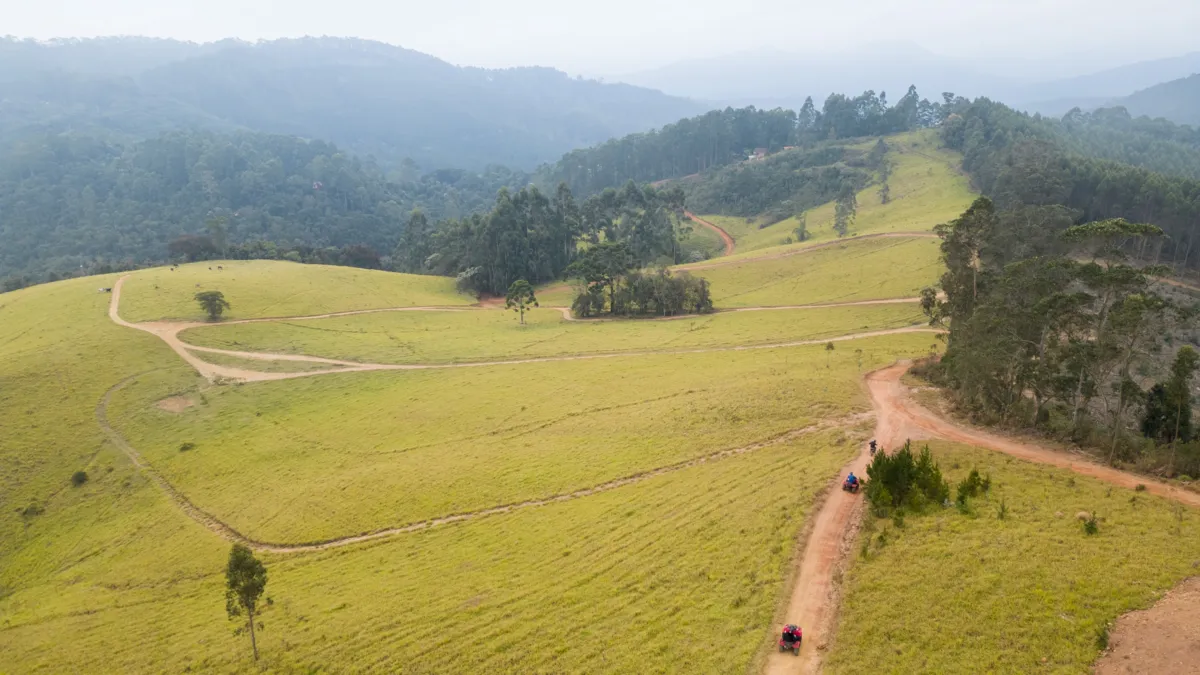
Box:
535 86 954 198
920 197 1199 477
0 129 528 284
394 181 695 297
941 98 1200 273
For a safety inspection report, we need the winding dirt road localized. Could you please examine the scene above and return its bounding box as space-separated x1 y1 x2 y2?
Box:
685 210 735 256
109 276 932 383
765 361 1200 675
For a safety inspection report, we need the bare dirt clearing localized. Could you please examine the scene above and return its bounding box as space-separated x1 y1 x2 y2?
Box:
154 395 195 413
1095 576 1200 675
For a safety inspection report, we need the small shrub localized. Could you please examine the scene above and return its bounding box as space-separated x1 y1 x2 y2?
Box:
70 471 89 487
1134 484 1147 492
20 503 45 518
865 441 949 512
1096 623 1110 651
1083 514 1100 535
179 442 196 452
997 499 1008 520
892 509 906 529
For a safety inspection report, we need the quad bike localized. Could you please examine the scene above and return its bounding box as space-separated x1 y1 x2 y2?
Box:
778 624 802 655
842 476 860 493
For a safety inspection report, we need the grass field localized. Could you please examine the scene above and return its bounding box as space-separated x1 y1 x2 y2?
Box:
0 264 939 673
107 333 932 543
682 218 729 260
119 259 473 322
695 129 974 264
179 303 926 365
2 428 856 674
699 235 942 307
824 441 1200 674
191 350 351 373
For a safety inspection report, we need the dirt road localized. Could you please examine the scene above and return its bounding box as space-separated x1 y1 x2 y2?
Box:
110 276 935 383
685 211 735 256
766 361 1200 675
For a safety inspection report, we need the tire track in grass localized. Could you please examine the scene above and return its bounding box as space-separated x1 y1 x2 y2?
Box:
97 369 872 555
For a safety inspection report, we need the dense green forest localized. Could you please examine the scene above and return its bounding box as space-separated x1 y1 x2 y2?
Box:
0 36 700 170
536 87 949 197
921 198 1199 476
0 130 528 281
943 99 1200 272
680 144 872 217
400 181 693 296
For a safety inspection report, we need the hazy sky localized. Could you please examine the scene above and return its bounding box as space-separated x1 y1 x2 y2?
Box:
8 0 1199 76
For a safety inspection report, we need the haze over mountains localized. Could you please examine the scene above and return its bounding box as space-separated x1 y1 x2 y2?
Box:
0 36 702 170
617 42 1200 119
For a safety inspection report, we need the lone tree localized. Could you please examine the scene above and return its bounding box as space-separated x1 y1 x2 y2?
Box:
225 544 267 661
195 290 230 321
833 185 857 237
505 279 539 325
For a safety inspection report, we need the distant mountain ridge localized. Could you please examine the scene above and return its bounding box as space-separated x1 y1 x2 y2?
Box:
616 43 1200 119
1110 74 1200 127
0 36 703 170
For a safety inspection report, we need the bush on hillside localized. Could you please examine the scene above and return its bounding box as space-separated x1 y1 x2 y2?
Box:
70 471 89 487
864 441 950 513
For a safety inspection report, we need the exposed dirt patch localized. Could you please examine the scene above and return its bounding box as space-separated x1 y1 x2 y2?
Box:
1095 576 1200 675
154 395 195 413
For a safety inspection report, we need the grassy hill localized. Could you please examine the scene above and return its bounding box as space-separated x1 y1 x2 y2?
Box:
695 129 974 259
5 121 1197 673
119 260 473 322
1 259 936 672
826 441 1200 673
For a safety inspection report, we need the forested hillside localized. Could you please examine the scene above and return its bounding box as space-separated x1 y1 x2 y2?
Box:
0 36 701 170
0 130 527 281
1112 74 1200 127
537 87 950 196
943 99 1200 271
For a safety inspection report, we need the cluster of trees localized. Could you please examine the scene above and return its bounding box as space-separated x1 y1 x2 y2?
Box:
921 197 1199 475
399 182 694 296
170 226 386 270
0 129 528 282
538 87 955 198
1057 106 1200 180
941 99 1200 273
567 242 713 318
680 145 867 218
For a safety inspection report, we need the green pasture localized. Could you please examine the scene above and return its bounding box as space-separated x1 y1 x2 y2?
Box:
179 303 926 365
825 441 1200 674
698 235 942 307
118 259 473 322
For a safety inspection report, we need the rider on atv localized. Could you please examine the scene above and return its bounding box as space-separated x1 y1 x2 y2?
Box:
843 472 861 493
779 624 802 654
869 439 877 455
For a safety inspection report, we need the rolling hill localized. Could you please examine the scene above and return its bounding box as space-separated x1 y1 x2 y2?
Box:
1112 73 1200 126
0 36 702 170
